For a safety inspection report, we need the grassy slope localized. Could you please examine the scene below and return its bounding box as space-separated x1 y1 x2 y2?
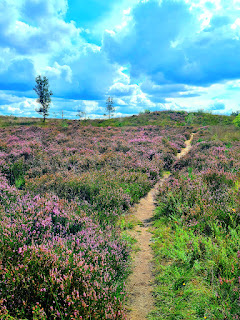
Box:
0 110 235 128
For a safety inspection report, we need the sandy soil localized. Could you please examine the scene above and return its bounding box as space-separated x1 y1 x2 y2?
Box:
126 133 194 320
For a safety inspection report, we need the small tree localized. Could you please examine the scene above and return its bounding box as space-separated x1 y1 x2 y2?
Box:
106 96 115 119
76 109 86 120
231 111 240 117
33 75 53 122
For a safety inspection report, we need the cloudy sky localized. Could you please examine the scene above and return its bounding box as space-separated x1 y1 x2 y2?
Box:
1 0 240 119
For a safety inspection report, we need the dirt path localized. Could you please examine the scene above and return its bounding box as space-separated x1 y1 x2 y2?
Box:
177 133 194 159
126 133 194 320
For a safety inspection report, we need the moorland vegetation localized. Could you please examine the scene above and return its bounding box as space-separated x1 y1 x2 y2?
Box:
0 111 239 319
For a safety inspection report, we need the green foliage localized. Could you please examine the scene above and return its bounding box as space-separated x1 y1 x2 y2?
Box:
2 158 27 188
233 114 240 128
33 75 53 122
61 119 68 128
120 182 150 204
119 217 134 231
231 111 240 116
150 218 240 320
186 113 195 124
205 125 240 142
15 177 25 189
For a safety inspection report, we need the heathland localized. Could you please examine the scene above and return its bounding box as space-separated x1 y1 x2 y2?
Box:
0 111 239 319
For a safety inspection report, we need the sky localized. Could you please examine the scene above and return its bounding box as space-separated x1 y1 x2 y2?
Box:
1 0 240 119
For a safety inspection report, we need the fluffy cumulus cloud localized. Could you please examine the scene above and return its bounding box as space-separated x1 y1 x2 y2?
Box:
1 0 240 118
109 82 138 97
104 0 196 80
0 0 78 55
104 0 240 86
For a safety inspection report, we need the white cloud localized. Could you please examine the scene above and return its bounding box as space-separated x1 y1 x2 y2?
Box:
109 82 138 97
104 0 240 87
0 0 81 56
45 62 72 83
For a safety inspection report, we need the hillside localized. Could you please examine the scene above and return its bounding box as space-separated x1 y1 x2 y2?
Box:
0 110 235 128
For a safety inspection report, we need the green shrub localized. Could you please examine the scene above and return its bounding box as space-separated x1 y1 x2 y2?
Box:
233 114 240 127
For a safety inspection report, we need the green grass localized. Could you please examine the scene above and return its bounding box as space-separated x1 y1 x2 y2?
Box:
203 125 240 142
149 217 240 320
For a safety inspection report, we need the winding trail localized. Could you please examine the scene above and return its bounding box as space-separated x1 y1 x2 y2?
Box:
126 133 194 320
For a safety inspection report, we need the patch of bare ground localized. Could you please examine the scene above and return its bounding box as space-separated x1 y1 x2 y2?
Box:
126 133 194 320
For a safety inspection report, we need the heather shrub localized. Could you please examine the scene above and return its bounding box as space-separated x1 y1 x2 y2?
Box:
25 169 152 224
156 169 239 232
0 175 128 319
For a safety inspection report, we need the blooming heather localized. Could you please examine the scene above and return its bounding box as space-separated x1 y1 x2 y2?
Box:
0 124 189 319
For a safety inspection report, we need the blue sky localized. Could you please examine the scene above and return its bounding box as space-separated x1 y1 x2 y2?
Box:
1 0 240 119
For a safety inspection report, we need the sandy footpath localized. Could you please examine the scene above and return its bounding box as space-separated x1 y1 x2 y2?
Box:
126 133 194 320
